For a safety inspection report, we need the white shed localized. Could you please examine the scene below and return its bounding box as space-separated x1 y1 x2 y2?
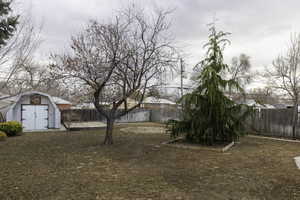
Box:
0 91 61 131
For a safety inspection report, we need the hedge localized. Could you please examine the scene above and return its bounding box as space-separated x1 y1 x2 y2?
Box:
0 121 23 137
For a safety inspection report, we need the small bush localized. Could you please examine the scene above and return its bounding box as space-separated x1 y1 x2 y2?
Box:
0 121 23 137
0 131 7 141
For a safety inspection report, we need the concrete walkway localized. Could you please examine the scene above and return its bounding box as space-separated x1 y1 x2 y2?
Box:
66 121 107 130
24 124 67 132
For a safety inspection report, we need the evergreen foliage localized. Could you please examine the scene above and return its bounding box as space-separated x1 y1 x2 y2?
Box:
168 25 252 145
0 0 18 48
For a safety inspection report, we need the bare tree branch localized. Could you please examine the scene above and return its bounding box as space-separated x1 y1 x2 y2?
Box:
50 6 177 145
263 33 300 139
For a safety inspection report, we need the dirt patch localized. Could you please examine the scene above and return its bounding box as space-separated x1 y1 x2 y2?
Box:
120 126 166 134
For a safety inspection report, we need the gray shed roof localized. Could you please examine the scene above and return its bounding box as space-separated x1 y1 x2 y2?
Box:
0 92 72 108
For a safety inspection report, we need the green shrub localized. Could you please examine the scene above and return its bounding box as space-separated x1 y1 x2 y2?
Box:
0 121 23 137
0 131 7 141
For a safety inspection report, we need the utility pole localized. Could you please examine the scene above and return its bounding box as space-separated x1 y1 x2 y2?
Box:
180 58 184 98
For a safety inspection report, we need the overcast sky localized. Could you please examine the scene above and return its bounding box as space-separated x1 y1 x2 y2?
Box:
17 0 300 88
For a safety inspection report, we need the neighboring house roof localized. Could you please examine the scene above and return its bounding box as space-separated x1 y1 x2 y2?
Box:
264 104 275 109
74 98 139 109
0 95 17 110
0 93 11 100
273 104 287 109
143 97 176 105
0 99 15 110
51 96 72 105
73 103 95 109
237 99 276 109
237 99 265 108
73 102 110 109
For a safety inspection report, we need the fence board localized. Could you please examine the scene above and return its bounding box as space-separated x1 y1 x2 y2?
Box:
250 108 300 139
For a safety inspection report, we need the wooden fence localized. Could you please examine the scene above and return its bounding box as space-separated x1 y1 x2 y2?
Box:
250 108 300 139
62 108 300 139
150 108 181 122
61 108 181 123
62 109 105 122
61 109 150 123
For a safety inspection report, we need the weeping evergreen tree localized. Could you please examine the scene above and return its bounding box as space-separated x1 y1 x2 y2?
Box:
168 25 252 145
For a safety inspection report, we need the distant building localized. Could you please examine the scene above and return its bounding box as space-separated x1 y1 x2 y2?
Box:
236 99 275 109
50 96 72 110
73 98 139 110
141 97 177 110
273 104 287 109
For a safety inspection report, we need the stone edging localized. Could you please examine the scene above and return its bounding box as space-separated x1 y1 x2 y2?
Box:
221 141 235 152
248 135 300 143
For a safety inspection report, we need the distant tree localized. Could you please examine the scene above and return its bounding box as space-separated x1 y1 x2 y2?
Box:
227 54 252 88
147 87 161 98
249 87 278 105
191 53 251 95
5 62 71 98
50 6 177 145
264 33 300 139
168 25 251 145
0 8 42 92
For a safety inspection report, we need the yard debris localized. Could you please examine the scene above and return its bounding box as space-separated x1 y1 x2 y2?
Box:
294 156 300 169
222 141 235 152
161 137 184 145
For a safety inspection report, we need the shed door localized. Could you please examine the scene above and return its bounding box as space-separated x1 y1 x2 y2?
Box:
22 105 48 131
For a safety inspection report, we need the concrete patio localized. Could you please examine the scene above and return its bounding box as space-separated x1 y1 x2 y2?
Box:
65 121 107 131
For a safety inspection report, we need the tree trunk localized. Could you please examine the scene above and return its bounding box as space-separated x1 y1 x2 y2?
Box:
103 118 114 145
292 102 298 140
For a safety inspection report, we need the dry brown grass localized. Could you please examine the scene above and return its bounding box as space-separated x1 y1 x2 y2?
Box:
0 122 299 200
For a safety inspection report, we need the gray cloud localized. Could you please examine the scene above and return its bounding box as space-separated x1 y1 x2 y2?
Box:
18 0 300 83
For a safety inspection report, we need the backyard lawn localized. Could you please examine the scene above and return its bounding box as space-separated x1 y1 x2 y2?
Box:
0 122 300 200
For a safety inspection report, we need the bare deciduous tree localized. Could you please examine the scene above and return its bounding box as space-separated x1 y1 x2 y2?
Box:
228 54 252 88
248 87 278 105
264 33 300 139
5 61 75 101
0 13 42 93
191 53 252 93
51 7 177 144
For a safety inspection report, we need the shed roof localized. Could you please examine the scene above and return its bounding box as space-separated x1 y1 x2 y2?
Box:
0 92 72 106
